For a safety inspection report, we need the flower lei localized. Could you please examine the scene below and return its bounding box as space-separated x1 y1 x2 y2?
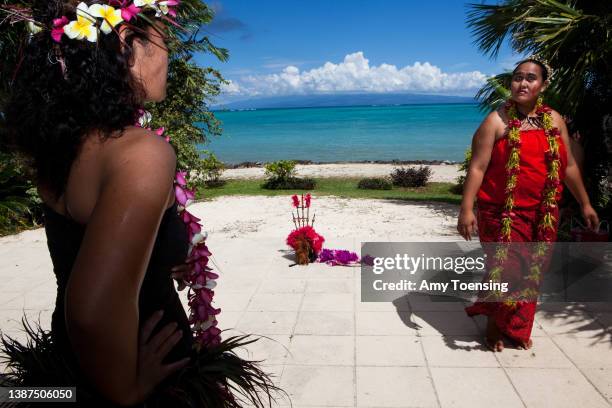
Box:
24 0 180 43
487 96 561 307
137 111 221 350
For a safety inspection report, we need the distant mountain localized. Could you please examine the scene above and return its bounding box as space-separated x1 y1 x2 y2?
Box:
212 93 478 110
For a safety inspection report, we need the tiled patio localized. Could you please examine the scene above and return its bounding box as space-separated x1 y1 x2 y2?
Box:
1 223 611 407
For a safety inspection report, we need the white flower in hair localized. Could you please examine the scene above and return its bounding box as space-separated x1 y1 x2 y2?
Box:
156 1 177 16
89 4 123 35
134 0 159 7
26 21 43 34
63 2 98 42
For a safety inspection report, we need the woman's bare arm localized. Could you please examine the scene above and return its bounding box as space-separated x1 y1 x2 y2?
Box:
64 129 177 405
553 111 599 229
457 111 500 240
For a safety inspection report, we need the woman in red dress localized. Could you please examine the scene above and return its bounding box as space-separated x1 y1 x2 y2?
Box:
457 57 599 352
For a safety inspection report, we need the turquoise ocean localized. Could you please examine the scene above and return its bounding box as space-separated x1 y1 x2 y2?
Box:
202 103 485 164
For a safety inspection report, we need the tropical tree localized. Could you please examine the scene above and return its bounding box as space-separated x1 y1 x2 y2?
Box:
467 0 612 215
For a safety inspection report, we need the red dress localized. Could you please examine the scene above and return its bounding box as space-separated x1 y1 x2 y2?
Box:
465 128 568 344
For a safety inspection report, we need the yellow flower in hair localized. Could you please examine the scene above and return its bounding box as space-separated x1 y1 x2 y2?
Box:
64 2 97 42
90 4 123 35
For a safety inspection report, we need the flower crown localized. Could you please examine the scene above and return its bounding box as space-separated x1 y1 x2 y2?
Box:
8 0 180 44
517 54 555 81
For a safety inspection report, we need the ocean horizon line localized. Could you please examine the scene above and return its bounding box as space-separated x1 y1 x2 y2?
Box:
210 101 479 113
217 159 462 168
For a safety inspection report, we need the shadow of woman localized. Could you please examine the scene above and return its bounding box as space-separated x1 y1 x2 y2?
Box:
390 293 499 352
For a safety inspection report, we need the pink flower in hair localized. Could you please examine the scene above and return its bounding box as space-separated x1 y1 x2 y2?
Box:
121 3 142 21
51 16 69 43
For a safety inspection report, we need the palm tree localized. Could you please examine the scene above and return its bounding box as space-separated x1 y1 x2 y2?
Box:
467 0 611 113
467 0 611 214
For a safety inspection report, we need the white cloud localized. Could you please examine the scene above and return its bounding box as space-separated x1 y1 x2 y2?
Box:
221 80 242 95
221 51 489 97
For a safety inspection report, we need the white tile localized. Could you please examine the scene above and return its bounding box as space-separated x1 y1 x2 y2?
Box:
496 337 573 368
257 279 307 294
356 366 437 407
287 335 354 366
432 367 523 408
213 292 252 311
301 293 354 312
280 365 354 406
507 367 609 408
553 336 612 368
408 294 467 312
421 336 499 368
356 336 425 366
234 334 290 365
355 300 410 312
294 311 354 336
216 311 242 330
248 293 303 312
306 279 354 294
236 311 298 335
356 311 419 336
536 310 605 338
411 311 480 336
582 368 612 403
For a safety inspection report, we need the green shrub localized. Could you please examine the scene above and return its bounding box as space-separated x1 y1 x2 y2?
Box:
0 153 42 236
452 147 472 194
262 177 316 190
264 160 297 182
357 177 392 190
262 160 314 189
390 166 432 188
200 152 226 188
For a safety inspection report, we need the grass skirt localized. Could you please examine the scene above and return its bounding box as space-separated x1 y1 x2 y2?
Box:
0 319 285 407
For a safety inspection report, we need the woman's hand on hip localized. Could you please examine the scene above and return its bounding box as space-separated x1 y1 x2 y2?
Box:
134 310 190 402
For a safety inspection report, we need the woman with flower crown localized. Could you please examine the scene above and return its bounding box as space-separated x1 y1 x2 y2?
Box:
457 58 599 352
0 0 279 406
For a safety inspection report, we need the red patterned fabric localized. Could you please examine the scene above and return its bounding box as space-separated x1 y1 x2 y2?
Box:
477 129 567 209
466 128 567 345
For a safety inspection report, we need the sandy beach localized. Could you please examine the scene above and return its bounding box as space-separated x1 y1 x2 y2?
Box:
223 163 462 182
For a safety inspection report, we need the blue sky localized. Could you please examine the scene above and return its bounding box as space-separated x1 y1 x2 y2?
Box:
197 0 523 102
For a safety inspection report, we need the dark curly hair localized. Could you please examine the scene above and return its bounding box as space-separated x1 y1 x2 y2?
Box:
2 0 159 198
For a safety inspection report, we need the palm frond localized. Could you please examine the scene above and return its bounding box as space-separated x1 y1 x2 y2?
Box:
475 72 512 113
466 0 611 114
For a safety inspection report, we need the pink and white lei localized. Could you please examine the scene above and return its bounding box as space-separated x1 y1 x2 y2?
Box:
137 111 221 350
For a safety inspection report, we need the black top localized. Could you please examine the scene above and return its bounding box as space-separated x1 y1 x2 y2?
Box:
42 202 193 369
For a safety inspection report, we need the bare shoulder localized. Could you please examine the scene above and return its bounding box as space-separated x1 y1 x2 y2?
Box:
549 109 567 128
476 108 505 140
101 126 176 183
